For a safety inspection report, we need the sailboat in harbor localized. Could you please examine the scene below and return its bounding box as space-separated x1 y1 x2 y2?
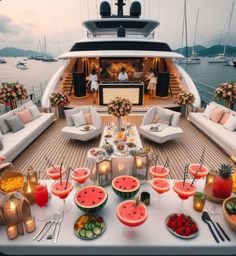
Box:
41 36 58 62
180 8 201 64
208 0 235 63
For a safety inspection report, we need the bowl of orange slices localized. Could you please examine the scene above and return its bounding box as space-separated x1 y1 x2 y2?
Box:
0 170 24 194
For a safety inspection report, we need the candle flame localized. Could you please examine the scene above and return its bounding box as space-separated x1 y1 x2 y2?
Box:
27 181 31 193
137 159 142 167
9 200 16 209
118 165 124 172
101 164 107 173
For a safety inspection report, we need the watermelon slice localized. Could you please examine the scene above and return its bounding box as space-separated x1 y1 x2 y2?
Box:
111 175 140 199
74 185 108 213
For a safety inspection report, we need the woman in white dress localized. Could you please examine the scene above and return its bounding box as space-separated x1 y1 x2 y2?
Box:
147 68 157 99
87 68 98 104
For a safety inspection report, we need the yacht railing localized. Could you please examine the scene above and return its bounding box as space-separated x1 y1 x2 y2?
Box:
194 80 236 110
0 81 48 115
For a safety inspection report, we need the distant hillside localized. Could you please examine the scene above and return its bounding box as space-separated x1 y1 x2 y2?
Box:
0 47 38 57
174 44 236 57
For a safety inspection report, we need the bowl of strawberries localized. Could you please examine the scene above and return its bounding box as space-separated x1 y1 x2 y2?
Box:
166 213 199 239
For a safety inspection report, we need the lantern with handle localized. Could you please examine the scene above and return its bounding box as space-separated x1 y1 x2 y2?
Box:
133 150 149 181
96 157 112 187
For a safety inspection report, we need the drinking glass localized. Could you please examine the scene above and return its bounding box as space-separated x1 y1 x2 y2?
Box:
34 183 51 221
51 180 74 213
173 180 196 212
151 178 171 210
188 163 209 190
71 168 91 188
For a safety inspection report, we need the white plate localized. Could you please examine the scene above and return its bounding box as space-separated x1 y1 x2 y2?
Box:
166 213 199 239
148 126 164 132
114 151 129 157
80 126 93 132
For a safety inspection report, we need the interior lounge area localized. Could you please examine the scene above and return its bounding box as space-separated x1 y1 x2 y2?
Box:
59 57 184 108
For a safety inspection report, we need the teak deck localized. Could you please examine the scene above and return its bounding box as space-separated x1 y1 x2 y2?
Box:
12 116 233 180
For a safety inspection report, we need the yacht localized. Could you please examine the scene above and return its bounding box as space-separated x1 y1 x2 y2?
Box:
41 0 201 109
16 60 29 70
208 53 229 63
0 58 7 64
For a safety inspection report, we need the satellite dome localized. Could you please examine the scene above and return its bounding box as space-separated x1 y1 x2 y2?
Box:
130 1 141 17
100 1 111 17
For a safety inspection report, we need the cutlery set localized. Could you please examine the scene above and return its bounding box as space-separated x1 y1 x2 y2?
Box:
201 211 231 243
32 212 64 243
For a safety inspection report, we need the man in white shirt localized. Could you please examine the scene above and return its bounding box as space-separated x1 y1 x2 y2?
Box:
118 67 128 81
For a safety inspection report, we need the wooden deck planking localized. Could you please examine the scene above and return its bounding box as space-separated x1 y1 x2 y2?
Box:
12 116 233 180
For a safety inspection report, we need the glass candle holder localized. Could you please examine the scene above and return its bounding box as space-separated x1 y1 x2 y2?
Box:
193 192 206 212
6 224 18 240
205 170 217 185
141 192 150 206
24 216 36 233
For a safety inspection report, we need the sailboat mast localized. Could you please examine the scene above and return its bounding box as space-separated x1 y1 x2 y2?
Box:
44 36 47 58
192 8 199 56
223 0 235 56
184 0 188 60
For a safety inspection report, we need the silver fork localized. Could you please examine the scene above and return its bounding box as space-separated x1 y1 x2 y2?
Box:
36 215 56 241
47 214 60 240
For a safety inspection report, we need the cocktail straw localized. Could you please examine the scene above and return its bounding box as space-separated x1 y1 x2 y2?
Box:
59 156 65 186
64 167 72 189
151 153 159 170
191 160 203 186
44 155 57 172
161 157 170 173
199 147 206 165
183 164 189 188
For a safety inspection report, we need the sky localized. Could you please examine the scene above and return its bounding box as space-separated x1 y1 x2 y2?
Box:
0 0 236 55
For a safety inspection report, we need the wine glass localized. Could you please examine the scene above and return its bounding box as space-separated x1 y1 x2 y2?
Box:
34 183 51 221
188 163 209 190
46 165 65 180
116 200 148 239
172 180 196 212
149 165 170 179
71 168 91 188
150 178 171 210
51 180 74 213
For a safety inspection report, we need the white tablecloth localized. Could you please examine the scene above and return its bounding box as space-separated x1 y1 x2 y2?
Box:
87 126 143 178
0 180 235 255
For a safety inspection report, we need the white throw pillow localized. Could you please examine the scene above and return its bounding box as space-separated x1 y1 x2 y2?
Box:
203 103 217 119
28 105 41 119
65 108 80 126
71 112 86 128
223 115 236 131
162 108 181 126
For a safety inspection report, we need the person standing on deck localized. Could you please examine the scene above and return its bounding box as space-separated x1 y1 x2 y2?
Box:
147 68 157 99
86 68 98 104
118 67 128 82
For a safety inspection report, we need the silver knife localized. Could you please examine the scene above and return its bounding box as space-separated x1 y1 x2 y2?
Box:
54 211 64 243
32 219 52 240
37 218 55 241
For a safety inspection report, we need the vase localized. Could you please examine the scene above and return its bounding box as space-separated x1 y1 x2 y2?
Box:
116 117 122 132
226 100 234 110
181 105 187 117
56 105 65 118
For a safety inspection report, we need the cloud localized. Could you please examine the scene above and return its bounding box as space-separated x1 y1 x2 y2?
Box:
0 15 23 34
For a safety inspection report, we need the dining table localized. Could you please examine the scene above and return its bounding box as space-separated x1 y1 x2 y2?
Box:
0 179 235 255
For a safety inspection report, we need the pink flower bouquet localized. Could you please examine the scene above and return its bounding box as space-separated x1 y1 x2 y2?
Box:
107 97 132 117
215 82 236 101
174 91 195 105
50 91 70 107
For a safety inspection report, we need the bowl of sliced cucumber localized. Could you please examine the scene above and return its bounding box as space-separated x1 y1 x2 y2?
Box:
222 196 236 232
74 214 106 240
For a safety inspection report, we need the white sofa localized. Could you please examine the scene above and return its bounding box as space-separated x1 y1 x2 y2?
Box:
0 102 55 161
139 106 183 143
188 102 236 157
61 106 102 141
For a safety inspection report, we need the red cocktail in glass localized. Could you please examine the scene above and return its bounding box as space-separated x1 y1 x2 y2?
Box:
188 163 209 179
47 166 65 180
71 168 91 186
151 178 171 210
51 180 74 212
116 200 148 238
34 183 51 221
149 166 170 179
173 180 196 212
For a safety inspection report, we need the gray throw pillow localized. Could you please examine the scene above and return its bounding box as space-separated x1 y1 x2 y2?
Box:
5 115 25 133
0 140 3 151
64 108 80 126
0 112 14 134
28 105 41 119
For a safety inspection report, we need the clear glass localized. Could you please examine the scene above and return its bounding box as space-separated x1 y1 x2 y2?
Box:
153 193 166 210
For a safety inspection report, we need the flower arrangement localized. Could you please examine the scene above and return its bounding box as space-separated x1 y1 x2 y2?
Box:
215 82 236 102
0 82 28 104
174 91 195 105
49 91 70 107
107 97 132 117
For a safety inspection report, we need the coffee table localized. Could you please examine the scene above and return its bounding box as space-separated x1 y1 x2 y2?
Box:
87 126 143 178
